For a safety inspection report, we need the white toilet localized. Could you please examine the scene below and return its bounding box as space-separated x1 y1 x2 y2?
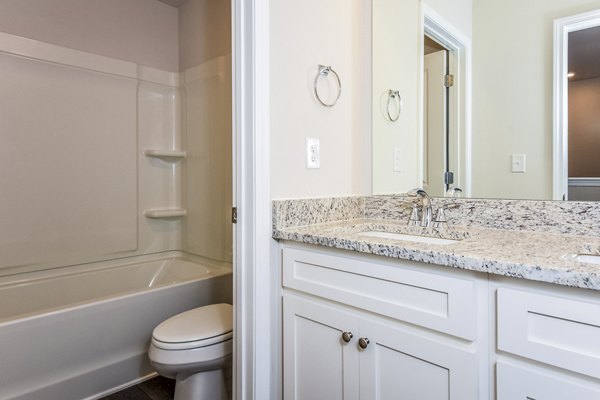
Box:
148 303 233 400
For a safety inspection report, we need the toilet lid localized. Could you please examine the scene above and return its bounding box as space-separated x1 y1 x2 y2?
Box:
152 303 233 348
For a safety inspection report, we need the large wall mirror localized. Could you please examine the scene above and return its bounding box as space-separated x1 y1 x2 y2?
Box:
372 0 600 201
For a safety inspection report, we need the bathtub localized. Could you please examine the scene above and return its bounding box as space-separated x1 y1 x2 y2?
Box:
0 252 232 400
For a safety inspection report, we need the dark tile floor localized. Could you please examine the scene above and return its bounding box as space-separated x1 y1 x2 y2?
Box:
100 376 175 400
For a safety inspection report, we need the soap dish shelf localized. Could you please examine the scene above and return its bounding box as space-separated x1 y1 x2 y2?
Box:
144 208 187 219
144 149 186 161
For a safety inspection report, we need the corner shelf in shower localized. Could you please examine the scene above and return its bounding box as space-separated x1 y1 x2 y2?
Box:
144 208 187 219
144 149 187 161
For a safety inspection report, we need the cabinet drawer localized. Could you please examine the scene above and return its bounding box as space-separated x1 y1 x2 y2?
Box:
282 247 477 340
497 361 600 399
497 288 600 379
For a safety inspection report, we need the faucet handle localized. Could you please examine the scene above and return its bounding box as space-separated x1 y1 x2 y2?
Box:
444 202 461 210
432 207 449 229
445 187 463 198
433 203 461 229
398 202 421 226
399 200 420 208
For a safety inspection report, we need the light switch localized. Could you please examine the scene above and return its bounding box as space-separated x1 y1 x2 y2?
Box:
306 138 320 169
511 154 526 173
393 148 402 172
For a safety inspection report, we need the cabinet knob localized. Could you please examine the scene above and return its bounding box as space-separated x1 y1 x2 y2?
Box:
358 337 370 349
341 331 354 343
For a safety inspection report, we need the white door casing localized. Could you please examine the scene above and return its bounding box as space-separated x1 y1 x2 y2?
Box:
232 0 273 398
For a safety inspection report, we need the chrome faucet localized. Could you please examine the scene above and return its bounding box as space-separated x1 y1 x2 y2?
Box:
408 189 433 227
446 187 463 198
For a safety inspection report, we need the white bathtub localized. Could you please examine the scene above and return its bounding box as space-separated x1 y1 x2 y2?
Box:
0 252 232 400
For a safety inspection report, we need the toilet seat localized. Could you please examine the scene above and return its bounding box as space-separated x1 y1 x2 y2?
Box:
152 331 233 350
151 303 233 351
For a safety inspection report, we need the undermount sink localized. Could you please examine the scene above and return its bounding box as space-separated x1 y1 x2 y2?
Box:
569 254 600 265
358 231 460 245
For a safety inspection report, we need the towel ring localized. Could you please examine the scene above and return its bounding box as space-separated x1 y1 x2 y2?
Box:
386 90 401 122
314 65 342 107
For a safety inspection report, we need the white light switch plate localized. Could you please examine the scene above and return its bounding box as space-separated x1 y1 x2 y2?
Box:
511 154 526 173
306 138 320 169
393 148 402 172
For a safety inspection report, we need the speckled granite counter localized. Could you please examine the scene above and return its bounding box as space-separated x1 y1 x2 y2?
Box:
272 196 600 291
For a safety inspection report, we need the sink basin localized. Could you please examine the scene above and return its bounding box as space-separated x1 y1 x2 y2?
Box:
571 254 600 265
358 231 460 245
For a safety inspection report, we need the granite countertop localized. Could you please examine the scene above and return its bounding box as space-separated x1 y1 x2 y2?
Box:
273 218 600 291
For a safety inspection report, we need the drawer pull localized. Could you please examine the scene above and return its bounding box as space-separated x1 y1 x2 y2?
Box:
341 331 354 343
358 337 370 350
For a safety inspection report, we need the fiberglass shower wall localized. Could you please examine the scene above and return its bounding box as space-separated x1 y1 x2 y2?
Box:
0 0 232 274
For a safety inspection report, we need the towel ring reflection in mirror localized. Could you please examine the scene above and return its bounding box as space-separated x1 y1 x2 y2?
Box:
386 90 401 122
314 65 342 107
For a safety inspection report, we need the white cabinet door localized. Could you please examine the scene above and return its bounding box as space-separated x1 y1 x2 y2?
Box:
497 361 600 400
283 294 360 400
359 318 478 400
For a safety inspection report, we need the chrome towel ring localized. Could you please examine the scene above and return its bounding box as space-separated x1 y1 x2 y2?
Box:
386 90 401 122
314 65 341 107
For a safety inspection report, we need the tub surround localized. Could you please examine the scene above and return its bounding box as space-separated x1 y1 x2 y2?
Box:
0 252 232 400
272 196 600 290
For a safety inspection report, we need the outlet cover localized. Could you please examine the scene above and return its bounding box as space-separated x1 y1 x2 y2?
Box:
393 148 402 172
306 138 320 169
511 154 526 173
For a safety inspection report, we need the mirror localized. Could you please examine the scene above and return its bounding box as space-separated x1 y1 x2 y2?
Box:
372 0 600 201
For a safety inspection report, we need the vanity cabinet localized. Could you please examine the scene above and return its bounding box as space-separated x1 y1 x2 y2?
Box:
493 283 600 399
282 245 481 400
496 361 600 399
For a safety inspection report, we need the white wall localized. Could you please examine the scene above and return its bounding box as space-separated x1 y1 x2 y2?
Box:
179 0 231 71
0 0 179 71
471 0 600 200
270 0 371 199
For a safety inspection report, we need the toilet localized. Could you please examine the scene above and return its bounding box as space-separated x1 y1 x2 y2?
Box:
148 303 233 400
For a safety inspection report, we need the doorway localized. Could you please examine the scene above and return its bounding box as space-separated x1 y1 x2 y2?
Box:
567 25 600 201
421 6 471 197
423 35 451 197
553 9 600 201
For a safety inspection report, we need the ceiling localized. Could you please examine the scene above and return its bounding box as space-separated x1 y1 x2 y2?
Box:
569 25 600 81
156 0 189 7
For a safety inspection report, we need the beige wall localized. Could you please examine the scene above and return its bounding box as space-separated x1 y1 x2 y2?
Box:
270 0 372 199
569 77 600 177
471 0 600 199
372 0 421 195
178 0 231 71
0 0 179 71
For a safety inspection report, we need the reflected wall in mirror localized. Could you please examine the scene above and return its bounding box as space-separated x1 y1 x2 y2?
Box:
372 0 600 201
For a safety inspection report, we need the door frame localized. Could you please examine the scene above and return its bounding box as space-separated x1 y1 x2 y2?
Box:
552 9 600 201
420 3 472 197
232 0 274 399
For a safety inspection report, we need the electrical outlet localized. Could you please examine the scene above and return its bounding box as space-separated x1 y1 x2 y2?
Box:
306 138 320 169
393 148 402 172
511 154 526 173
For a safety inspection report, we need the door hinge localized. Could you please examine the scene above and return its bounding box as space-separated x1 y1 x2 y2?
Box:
444 171 454 185
444 74 454 88
231 207 237 224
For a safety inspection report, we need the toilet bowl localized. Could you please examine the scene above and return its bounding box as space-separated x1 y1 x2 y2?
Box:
149 303 233 400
